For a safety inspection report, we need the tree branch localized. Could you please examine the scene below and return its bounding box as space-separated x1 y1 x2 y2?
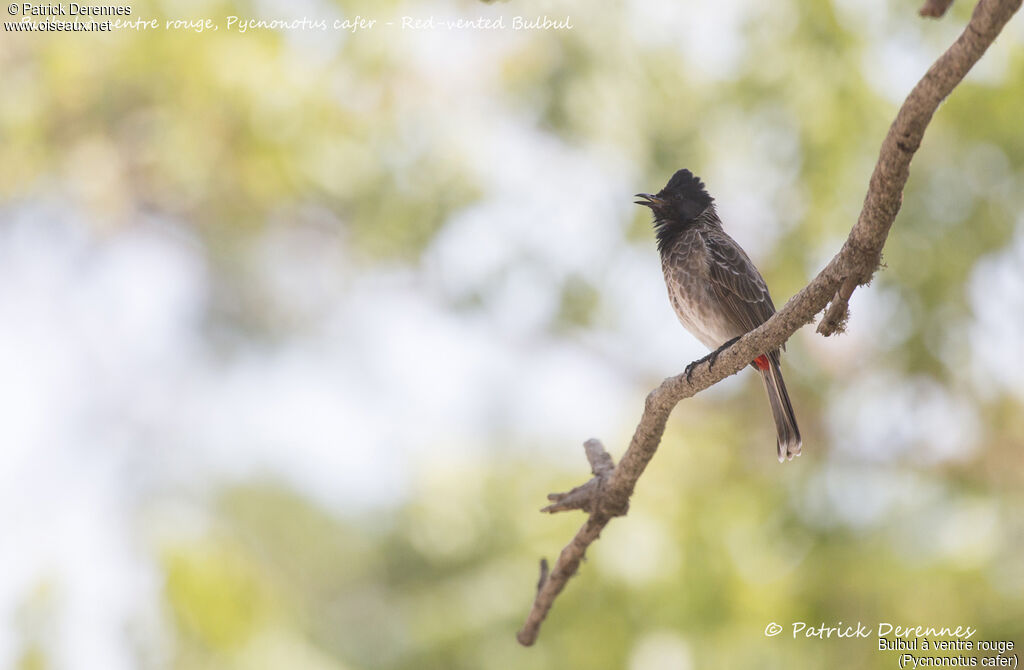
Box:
517 0 1021 647
541 439 617 514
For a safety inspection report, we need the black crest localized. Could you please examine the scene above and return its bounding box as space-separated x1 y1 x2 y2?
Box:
641 169 717 255
659 169 714 219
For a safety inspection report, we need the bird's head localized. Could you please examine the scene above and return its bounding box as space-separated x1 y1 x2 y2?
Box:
635 169 714 223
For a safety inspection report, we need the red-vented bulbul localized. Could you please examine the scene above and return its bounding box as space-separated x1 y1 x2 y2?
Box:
636 169 802 462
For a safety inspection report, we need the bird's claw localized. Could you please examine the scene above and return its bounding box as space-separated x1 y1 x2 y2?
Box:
685 352 713 382
685 336 742 383
706 348 722 368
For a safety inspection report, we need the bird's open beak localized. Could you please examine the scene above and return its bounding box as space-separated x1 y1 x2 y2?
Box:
634 193 664 208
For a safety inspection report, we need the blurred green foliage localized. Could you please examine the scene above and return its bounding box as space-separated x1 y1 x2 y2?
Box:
157 422 1023 670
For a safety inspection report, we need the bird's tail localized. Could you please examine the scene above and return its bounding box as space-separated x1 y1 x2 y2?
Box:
755 354 802 462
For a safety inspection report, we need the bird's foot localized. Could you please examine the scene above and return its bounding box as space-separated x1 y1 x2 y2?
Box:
707 336 740 368
684 336 741 382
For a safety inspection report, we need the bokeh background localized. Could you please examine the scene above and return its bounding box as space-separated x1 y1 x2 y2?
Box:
2 0 1023 668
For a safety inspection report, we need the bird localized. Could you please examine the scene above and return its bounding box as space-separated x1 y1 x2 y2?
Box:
635 169 801 462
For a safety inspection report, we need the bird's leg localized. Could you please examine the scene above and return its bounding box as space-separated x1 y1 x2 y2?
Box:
707 336 741 368
685 336 741 382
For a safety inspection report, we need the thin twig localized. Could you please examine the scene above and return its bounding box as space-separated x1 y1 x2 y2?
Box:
817 276 858 336
921 0 957 17
535 559 549 593
516 0 1021 647
541 439 617 513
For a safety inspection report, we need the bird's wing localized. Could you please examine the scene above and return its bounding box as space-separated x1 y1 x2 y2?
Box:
703 228 776 333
